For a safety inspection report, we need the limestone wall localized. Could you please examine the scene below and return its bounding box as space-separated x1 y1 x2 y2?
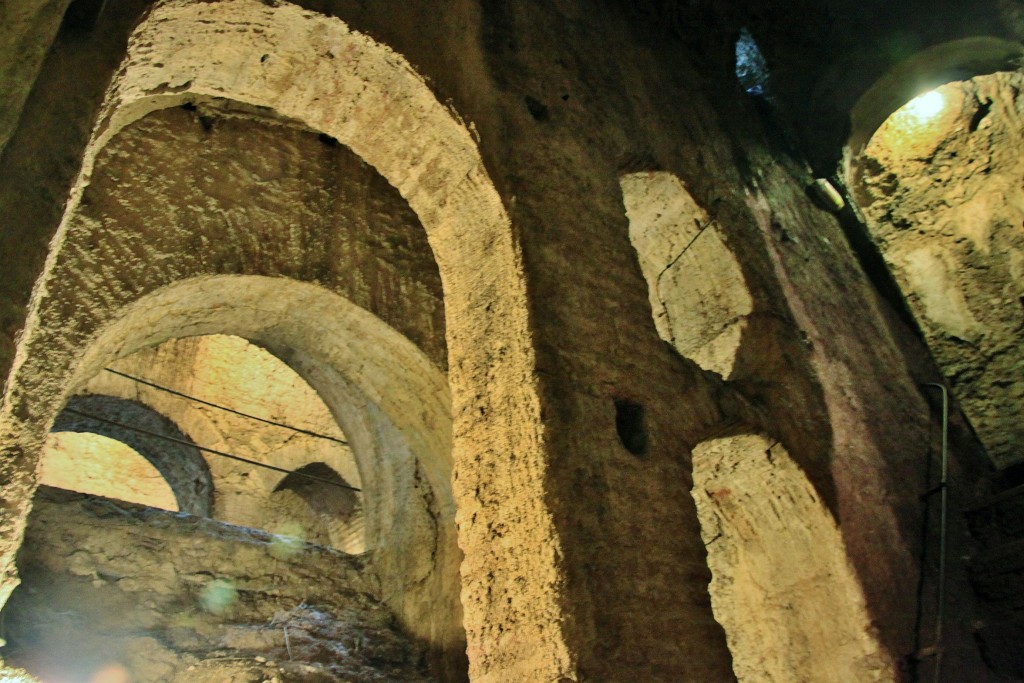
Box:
0 0 1004 681
857 71 1024 469
0 0 70 157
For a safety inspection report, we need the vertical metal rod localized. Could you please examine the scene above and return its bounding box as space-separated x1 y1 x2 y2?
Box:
922 382 949 683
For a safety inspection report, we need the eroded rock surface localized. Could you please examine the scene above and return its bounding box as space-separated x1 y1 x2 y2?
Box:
4 487 433 683
858 71 1024 468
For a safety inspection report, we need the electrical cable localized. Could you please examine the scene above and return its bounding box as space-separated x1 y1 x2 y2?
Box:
104 368 348 445
62 406 361 493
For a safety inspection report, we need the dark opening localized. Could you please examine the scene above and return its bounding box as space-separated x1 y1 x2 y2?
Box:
615 399 648 456
61 0 108 32
525 96 550 122
735 28 769 96
318 132 340 147
274 462 358 520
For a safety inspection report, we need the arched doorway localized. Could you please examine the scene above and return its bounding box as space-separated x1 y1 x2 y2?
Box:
49 394 213 516
76 333 365 553
0 0 556 677
6 275 457 682
40 432 180 513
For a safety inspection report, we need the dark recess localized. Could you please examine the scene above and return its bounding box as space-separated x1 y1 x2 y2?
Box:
615 398 648 456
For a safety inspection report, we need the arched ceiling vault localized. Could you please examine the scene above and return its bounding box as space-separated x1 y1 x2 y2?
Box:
0 1 561 678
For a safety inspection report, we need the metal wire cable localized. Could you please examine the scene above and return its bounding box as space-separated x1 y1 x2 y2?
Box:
104 368 348 445
62 407 361 493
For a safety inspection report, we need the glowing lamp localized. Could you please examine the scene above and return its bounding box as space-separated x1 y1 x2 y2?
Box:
902 89 946 123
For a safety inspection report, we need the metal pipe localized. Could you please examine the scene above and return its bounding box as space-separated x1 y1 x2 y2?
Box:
921 382 949 683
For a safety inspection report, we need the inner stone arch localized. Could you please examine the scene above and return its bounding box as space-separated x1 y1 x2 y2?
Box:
620 171 753 377
272 462 363 554
77 333 366 553
39 432 180 512
845 37 1024 163
49 394 213 515
66 275 458 646
848 67 1024 469
691 434 890 682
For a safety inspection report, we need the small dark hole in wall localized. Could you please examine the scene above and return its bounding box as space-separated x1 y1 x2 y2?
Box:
614 399 648 456
969 98 993 132
180 102 197 112
525 96 550 122
318 133 340 147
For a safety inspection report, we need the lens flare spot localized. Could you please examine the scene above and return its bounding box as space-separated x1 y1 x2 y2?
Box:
199 577 238 614
91 663 130 683
269 521 306 560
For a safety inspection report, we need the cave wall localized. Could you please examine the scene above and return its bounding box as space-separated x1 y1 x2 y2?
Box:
857 71 1024 470
0 0 1009 681
0 0 149 378
0 0 70 158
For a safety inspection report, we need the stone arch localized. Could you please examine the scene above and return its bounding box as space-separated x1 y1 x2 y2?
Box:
0 1 554 676
845 48 1024 468
40 433 180 512
51 394 214 516
59 275 456 653
82 333 367 552
271 462 364 554
845 37 1024 162
691 433 890 682
620 171 753 377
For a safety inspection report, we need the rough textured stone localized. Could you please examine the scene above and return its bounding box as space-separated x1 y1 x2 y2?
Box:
5 487 433 683
0 0 148 380
856 71 1024 469
0 0 1019 681
0 0 70 157
622 171 754 377
40 431 181 511
692 435 890 682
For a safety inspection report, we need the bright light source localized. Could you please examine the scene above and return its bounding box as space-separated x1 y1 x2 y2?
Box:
870 85 955 155
91 664 130 683
902 89 946 122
